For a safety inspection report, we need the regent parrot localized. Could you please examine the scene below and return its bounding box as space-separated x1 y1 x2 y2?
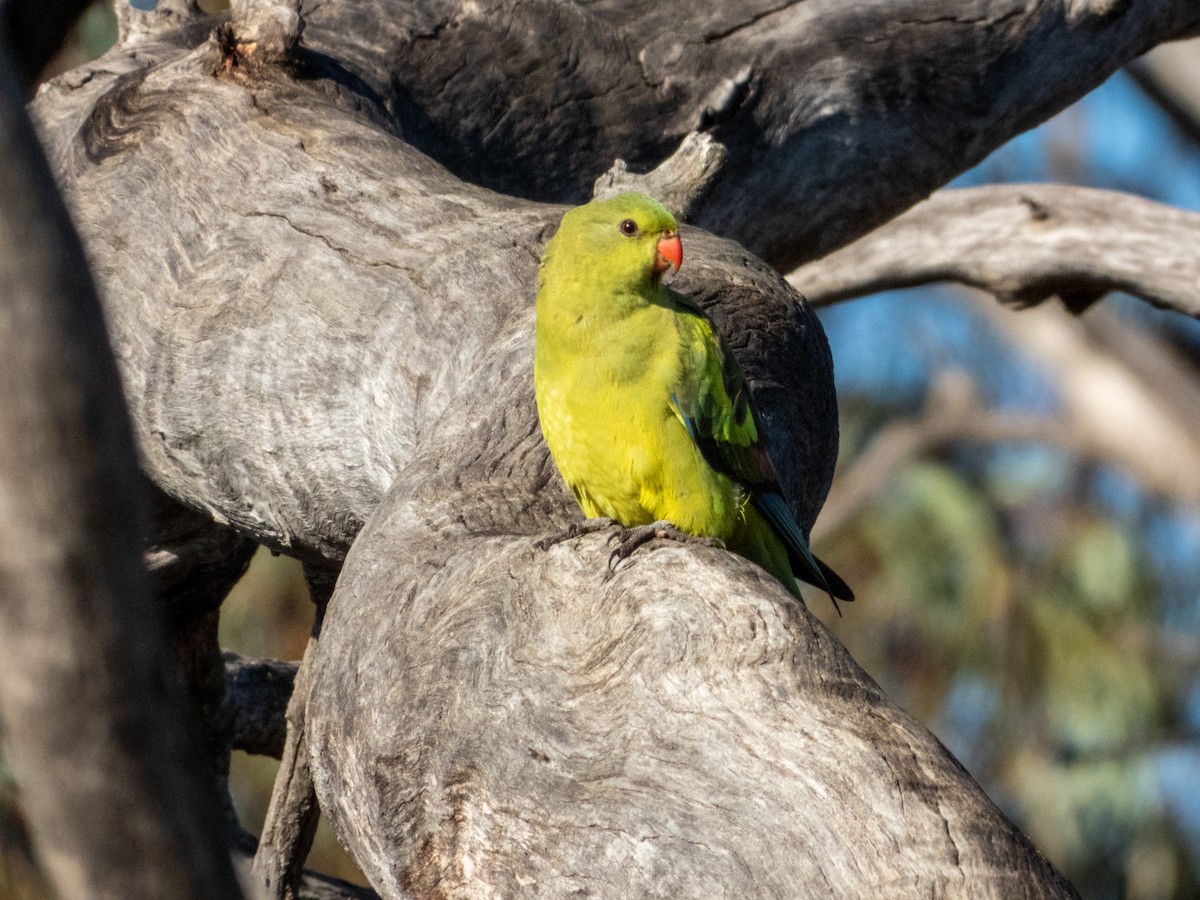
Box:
534 192 852 608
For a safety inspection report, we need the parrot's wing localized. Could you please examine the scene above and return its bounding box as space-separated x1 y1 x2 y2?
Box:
667 304 769 488
668 299 854 604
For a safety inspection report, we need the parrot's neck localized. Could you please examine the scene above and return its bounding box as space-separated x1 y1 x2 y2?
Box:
536 281 684 398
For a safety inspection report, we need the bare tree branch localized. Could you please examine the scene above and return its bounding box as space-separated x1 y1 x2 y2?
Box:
33 48 840 566
252 635 320 900
813 370 1069 540
980 302 1200 503
816 302 1200 542
146 481 257 622
254 564 332 900
28 1 1187 893
306 344 1077 896
224 653 296 757
231 831 381 900
788 185 1200 317
294 0 1200 268
592 131 728 222
0 29 243 900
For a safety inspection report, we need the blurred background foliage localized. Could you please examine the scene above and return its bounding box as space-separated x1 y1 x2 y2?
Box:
812 58 1200 900
2 3 1198 898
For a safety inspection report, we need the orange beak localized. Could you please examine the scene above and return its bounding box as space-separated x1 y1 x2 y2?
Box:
654 232 683 275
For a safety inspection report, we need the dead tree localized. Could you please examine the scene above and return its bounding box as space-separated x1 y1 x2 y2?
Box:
14 0 1200 896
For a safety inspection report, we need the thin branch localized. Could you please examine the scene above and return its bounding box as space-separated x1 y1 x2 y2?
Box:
815 306 1200 541
979 301 1200 500
231 831 380 900
252 636 320 899
789 184 1200 318
814 370 1075 539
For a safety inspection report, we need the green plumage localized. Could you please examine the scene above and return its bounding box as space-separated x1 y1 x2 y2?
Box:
534 192 851 605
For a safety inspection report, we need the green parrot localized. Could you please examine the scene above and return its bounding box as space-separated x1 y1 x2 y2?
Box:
534 192 852 607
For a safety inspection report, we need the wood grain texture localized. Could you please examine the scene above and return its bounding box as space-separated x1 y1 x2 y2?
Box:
306 332 1075 897
28 0 1183 891
788 184 1200 316
0 32 244 899
33 36 839 566
297 0 1200 268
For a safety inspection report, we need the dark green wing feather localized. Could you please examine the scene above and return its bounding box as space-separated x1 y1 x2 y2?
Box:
667 294 853 604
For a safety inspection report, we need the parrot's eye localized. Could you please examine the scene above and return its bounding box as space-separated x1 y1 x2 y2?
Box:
618 219 639 237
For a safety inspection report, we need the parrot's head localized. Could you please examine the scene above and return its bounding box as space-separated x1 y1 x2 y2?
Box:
541 192 683 296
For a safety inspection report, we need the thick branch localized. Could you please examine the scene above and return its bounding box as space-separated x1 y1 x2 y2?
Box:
33 48 838 565
306 336 1076 897
788 184 1200 317
146 481 257 621
224 653 296 757
28 13 1091 895
0 32 243 900
293 0 1200 267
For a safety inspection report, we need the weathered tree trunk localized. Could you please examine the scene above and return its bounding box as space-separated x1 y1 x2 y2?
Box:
28 0 1197 894
304 329 1075 896
295 0 1200 268
0 10 245 896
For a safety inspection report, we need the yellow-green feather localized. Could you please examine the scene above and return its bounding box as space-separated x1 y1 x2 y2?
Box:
534 192 808 600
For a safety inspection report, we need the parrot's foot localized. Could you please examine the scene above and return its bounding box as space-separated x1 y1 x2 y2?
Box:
605 520 724 577
534 517 619 551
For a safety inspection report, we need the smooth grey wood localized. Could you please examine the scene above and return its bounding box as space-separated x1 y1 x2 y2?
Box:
0 30 244 900
789 184 1200 317
306 329 1076 897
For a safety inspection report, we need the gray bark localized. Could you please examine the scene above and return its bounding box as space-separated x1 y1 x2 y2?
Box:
293 0 1200 268
788 184 1200 316
27 0 1194 893
0 23 244 900
33 38 838 566
306 332 1075 897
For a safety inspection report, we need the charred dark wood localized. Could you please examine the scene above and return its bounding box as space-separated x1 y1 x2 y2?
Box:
224 653 297 757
